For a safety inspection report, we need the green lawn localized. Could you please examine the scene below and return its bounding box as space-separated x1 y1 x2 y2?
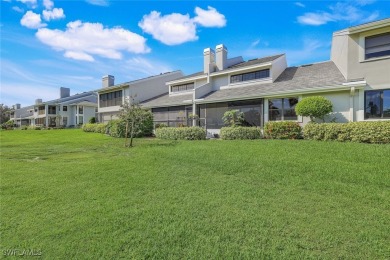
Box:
1 129 389 259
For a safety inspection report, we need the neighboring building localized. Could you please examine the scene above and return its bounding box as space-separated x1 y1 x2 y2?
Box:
10 87 97 127
97 71 184 123
141 18 390 135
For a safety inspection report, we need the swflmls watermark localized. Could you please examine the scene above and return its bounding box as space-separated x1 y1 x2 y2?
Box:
3 249 42 257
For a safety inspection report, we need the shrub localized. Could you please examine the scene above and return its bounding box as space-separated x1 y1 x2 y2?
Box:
1 120 14 130
295 96 333 122
220 127 262 140
89 117 96 124
264 121 302 139
155 123 167 128
82 123 106 134
155 127 206 140
304 121 390 144
105 117 153 138
222 110 244 127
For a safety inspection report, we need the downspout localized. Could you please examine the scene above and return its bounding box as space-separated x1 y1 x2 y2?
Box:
349 86 355 122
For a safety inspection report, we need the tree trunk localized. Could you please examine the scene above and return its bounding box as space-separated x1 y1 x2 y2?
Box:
125 121 129 147
130 120 135 147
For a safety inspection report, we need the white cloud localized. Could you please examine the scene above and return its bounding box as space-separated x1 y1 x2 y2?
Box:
356 0 376 6
35 20 150 61
42 8 65 21
64 51 94 62
250 39 260 48
20 11 47 29
297 2 380 26
12 6 24 13
139 6 226 46
16 0 37 8
43 0 54 10
193 6 226 27
86 0 109 6
295 2 305 8
138 11 197 45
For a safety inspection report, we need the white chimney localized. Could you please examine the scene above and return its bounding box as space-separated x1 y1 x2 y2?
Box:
102 75 115 88
216 44 228 71
35 99 42 105
15 104 21 109
203 48 215 74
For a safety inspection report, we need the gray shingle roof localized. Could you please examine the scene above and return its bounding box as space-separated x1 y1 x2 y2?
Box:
141 93 193 108
227 54 284 69
200 61 346 102
170 71 205 82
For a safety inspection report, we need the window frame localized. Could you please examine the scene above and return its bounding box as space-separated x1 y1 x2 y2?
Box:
230 69 270 84
359 28 390 62
268 97 299 121
171 83 195 93
364 89 390 119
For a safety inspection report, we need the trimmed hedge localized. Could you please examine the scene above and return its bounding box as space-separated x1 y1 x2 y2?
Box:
264 121 302 139
82 123 107 134
155 127 206 140
304 121 390 144
220 127 262 140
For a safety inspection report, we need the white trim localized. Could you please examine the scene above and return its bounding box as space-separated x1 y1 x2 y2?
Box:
210 62 272 77
167 74 207 85
358 28 390 63
333 18 390 35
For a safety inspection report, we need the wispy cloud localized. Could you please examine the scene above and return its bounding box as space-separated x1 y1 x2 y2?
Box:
295 2 305 8
85 0 109 6
297 2 379 26
42 8 65 21
250 39 260 48
139 6 226 46
244 38 330 66
12 6 24 13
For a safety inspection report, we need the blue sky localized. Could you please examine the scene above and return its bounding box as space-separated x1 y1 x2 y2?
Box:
1 0 389 106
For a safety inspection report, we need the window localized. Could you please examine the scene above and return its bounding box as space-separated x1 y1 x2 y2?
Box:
231 69 270 83
171 83 194 93
48 106 56 114
365 89 390 119
38 106 45 115
63 117 68 126
365 32 390 59
99 90 123 107
269 97 298 121
78 116 83 125
63 106 67 112
152 106 193 127
78 106 83 114
35 118 45 126
197 99 263 129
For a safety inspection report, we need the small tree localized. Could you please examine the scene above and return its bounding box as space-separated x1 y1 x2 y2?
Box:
119 98 153 147
222 110 244 127
295 96 333 122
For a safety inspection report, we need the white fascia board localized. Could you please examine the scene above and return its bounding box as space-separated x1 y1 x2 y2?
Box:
333 18 390 36
166 75 207 86
194 84 355 104
342 81 366 87
210 62 272 77
97 84 128 93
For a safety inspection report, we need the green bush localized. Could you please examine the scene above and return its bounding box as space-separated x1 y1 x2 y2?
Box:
304 121 390 144
82 123 107 134
155 127 206 140
89 117 96 124
1 120 14 130
264 121 302 139
105 116 153 138
220 127 262 140
295 96 333 122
